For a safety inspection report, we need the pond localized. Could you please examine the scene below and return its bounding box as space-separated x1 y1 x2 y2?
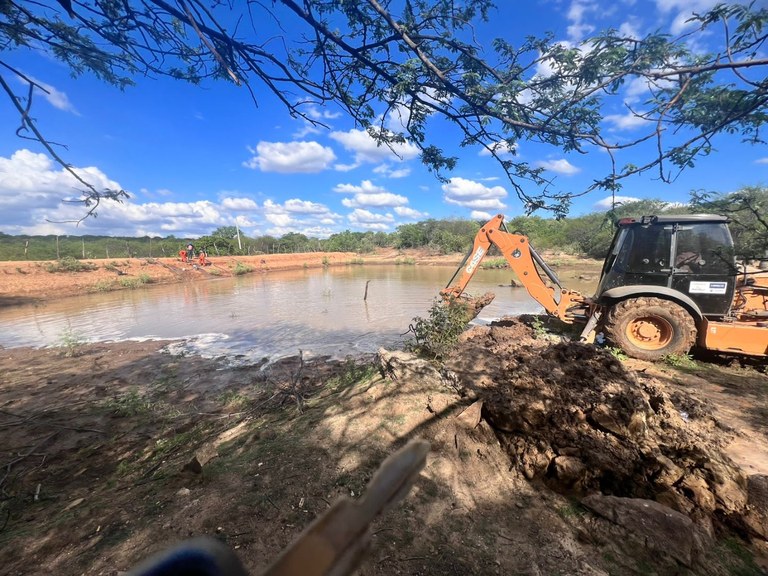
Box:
0 264 599 362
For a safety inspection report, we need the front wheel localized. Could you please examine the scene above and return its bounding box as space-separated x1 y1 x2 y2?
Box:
603 297 697 361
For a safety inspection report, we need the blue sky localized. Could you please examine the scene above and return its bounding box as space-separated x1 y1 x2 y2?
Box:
0 0 766 239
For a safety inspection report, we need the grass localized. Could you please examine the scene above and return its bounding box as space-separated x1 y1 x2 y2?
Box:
325 359 379 392
395 257 416 265
347 257 365 265
232 262 253 275
530 316 548 339
92 280 115 292
45 257 99 273
322 256 330 266
102 261 122 272
662 353 698 369
218 390 249 409
480 257 508 269
606 346 628 360
103 389 153 417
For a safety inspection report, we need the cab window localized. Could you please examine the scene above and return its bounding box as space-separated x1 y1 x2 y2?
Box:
615 225 672 273
674 223 735 274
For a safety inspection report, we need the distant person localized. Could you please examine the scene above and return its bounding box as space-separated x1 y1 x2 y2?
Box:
198 250 208 266
186 243 195 260
179 249 187 263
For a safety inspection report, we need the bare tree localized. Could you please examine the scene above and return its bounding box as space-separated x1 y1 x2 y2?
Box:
1 1 766 217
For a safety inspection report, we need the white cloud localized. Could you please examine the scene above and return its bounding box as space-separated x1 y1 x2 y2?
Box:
333 180 387 194
342 192 409 208
442 177 507 211
567 0 598 41
243 141 336 173
618 18 642 40
373 164 412 178
479 141 518 157
535 159 581 175
470 210 493 221
604 112 651 130
394 206 428 219
755 157 768 165
221 197 258 211
330 128 420 164
347 208 395 230
260 199 342 236
283 199 334 214
303 104 342 121
17 75 79 114
264 198 341 220
0 149 347 237
656 0 720 34
335 180 410 209
0 149 122 229
593 195 643 210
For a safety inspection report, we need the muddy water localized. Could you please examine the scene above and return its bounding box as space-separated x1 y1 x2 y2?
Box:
0 264 598 362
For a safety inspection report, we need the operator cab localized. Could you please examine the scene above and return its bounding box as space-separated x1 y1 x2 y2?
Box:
596 214 737 318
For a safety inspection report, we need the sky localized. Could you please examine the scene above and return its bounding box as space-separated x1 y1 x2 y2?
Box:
0 0 766 239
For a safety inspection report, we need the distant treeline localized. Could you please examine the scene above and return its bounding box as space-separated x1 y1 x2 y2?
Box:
2 188 766 262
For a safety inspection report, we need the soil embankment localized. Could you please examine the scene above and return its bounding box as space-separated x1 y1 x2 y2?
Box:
0 248 598 304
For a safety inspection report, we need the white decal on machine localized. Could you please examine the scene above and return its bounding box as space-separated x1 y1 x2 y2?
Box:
689 281 728 295
466 247 486 274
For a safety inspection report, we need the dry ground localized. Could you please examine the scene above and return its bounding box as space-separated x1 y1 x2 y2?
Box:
1 321 767 575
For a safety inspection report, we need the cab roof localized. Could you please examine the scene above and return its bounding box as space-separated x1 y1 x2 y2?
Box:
617 214 729 226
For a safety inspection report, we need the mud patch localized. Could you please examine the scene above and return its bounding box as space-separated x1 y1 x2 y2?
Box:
445 320 754 536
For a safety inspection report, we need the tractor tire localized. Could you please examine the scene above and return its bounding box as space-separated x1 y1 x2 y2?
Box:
603 297 697 361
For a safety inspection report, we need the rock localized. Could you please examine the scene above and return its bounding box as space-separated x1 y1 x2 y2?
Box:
744 475 768 538
176 487 191 498
589 404 627 437
183 445 218 473
456 400 483 430
63 497 85 512
679 471 716 512
551 455 586 488
582 494 699 566
377 348 442 385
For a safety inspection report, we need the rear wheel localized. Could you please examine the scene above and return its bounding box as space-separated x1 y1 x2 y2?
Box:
603 297 697 361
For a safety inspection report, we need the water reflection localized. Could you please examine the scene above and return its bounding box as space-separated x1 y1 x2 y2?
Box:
0 264 598 362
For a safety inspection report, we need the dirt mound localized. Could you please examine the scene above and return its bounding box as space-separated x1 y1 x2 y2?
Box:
445 320 754 536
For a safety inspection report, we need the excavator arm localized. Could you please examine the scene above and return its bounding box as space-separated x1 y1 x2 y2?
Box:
441 214 590 324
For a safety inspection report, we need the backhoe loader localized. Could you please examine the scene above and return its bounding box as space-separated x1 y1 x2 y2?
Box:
442 214 768 360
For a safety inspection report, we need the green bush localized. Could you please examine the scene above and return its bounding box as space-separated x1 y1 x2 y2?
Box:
45 257 99 273
480 257 508 269
406 297 473 360
232 262 253 275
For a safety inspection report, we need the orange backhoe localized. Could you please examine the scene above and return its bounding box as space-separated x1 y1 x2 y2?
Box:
442 214 768 360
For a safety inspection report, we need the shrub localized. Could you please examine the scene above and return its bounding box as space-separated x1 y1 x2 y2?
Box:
58 327 86 357
406 297 473 360
232 262 253 275
45 257 98 273
480 257 508 269
119 277 141 288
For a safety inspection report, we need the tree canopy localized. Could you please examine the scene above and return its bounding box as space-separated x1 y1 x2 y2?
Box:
2 1 766 217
